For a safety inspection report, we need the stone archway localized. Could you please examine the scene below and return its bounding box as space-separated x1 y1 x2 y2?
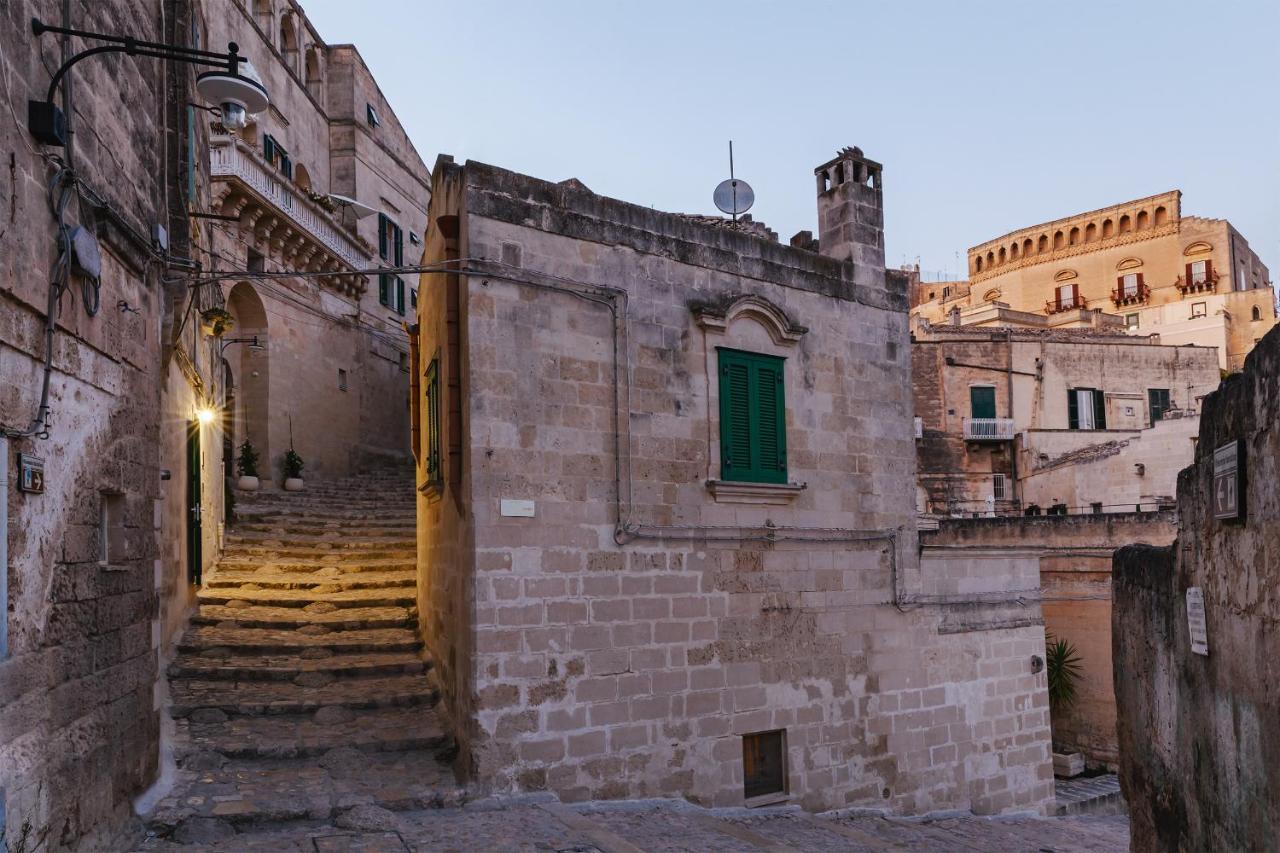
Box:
226 282 271 474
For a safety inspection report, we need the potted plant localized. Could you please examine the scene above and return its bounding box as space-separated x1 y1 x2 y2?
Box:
200 306 235 338
1046 633 1085 777
235 440 261 491
283 448 305 491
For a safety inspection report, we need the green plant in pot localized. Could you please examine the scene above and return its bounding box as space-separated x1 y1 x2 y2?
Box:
283 448 305 491
1046 633 1085 774
200 306 235 338
235 440 261 491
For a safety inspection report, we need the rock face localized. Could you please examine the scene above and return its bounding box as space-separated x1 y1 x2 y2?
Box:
146 471 463 843
1113 326 1280 851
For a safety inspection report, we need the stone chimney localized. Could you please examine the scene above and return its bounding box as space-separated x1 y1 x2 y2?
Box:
814 147 884 280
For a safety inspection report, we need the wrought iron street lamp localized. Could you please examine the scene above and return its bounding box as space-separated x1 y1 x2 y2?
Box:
27 17 269 147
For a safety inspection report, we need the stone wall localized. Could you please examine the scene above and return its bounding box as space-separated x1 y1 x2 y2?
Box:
1114 325 1280 850
415 156 1054 815
925 512 1175 767
0 1 202 848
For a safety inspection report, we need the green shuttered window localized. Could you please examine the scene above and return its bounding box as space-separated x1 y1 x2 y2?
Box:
424 356 442 485
718 348 787 484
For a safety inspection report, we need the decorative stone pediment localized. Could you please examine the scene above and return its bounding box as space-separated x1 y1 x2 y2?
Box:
1053 269 1078 282
1183 241 1213 256
692 294 808 346
1116 257 1144 271
982 288 1001 302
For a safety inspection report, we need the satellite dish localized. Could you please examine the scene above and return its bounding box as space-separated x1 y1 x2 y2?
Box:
328 194 379 219
713 178 754 216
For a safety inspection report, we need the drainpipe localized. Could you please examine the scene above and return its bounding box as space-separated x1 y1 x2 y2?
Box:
1006 329 1018 509
1 434 9 658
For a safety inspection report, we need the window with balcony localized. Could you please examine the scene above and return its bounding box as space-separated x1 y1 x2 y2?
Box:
1050 282 1083 313
717 348 787 485
970 386 996 420
262 134 292 180
1189 260 1210 286
1148 388 1171 426
1068 388 1107 430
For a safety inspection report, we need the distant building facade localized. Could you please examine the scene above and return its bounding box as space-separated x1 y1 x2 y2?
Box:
206 0 429 481
410 148 1055 814
913 323 1221 518
912 191 1277 371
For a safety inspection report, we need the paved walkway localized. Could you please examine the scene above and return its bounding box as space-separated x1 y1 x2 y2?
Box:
136 799 1129 852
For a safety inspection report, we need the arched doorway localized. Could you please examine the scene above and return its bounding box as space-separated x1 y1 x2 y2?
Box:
226 282 271 476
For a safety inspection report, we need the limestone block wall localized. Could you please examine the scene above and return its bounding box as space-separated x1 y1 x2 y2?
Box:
925 513 1176 767
1114 326 1280 851
416 159 1053 815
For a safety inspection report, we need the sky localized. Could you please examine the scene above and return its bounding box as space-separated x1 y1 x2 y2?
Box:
302 0 1279 281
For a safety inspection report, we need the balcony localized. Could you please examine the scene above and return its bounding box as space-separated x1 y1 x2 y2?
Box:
963 418 1015 441
1175 271 1219 296
1045 293 1088 315
1111 282 1150 307
209 136 371 294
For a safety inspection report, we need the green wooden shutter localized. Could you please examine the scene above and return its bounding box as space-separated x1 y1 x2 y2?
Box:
718 348 786 484
1093 389 1107 429
970 386 996 419
378 213 388 259
393 223 404 265
263 134 276 164
1067 389 1079 430
396 278 406 315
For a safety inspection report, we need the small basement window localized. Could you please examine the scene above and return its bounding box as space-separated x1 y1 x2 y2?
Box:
743 730 787 801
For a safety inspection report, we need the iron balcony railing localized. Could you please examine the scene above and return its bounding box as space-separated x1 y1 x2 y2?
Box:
1111 282 1150 307
1045 293 1089 314
963 417 1016 441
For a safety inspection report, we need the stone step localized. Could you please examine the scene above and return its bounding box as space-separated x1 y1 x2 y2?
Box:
175 704 449 761
146 747 463 837
206 558 417 575
220 545 415 561
233 518 416 532
234 510 416 525
193 604 416 630
169 650 429 681
169 672 438 717
205 570 417 592
198 587 417 609
179 625 420 655
226 530 415 545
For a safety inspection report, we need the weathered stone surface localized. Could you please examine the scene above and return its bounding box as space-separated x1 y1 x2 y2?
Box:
1113 324 1280 853
314 706 357 725
334 804 402 833
189 708 230 724
173 817 237 844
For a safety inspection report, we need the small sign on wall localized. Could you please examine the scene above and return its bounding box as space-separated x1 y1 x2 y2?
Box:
18 454 45 494
1186 587 1209 656
500 499 536 518
1213 440 1244 521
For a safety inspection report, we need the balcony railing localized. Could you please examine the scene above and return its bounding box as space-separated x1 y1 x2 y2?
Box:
1175 271 1219 295
1111 283 1150 307
209 137 368 270
963 417 1015 441
1045 293 1088 314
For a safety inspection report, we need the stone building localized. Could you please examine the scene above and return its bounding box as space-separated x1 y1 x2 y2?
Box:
1114 325 1280 851
206 0 429 481
913 191 1277 371
913 323 1221 517
0 2 426 848
0 1 218 848
410 148 1055 814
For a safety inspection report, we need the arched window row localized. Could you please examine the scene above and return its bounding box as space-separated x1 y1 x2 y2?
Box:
244 0 324 98
972 205 1171 275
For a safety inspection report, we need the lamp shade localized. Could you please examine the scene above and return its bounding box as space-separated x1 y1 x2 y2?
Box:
196 58 269 116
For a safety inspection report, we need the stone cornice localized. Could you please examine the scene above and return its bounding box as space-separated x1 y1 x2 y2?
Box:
969 222 1180 285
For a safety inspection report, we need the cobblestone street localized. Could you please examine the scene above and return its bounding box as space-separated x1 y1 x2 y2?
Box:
136 799 1129 852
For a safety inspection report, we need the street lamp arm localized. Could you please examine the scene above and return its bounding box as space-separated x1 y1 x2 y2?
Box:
32 17 245 104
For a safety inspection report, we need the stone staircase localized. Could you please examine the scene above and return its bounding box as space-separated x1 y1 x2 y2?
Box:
146 471 464 846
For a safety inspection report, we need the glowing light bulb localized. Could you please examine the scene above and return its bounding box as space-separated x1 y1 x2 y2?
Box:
197 407 217 425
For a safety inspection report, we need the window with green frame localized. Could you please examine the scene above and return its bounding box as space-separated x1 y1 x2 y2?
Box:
717 347 787 484
423 356 442 486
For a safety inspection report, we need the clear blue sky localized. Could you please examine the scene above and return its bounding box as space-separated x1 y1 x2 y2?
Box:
303 0 1278 281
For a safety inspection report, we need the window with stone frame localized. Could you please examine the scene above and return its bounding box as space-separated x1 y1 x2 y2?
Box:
1067 388 1107 430
717 347 787 485
1191 302 1207 319
1125 313 1140 330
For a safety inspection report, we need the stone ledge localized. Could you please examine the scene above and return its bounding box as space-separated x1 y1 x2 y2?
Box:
705 480 806 505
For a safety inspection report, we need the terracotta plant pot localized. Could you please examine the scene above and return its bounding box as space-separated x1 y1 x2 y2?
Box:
283 477 305 492
237 475 260 491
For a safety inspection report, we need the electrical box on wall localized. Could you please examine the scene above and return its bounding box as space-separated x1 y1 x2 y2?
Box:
18 454 45 494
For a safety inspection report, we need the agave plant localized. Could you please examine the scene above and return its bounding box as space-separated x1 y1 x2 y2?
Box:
1046 634 1084 712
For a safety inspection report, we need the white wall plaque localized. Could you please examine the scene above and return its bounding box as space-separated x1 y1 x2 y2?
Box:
1186 587 1209 656
500 499 536 518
